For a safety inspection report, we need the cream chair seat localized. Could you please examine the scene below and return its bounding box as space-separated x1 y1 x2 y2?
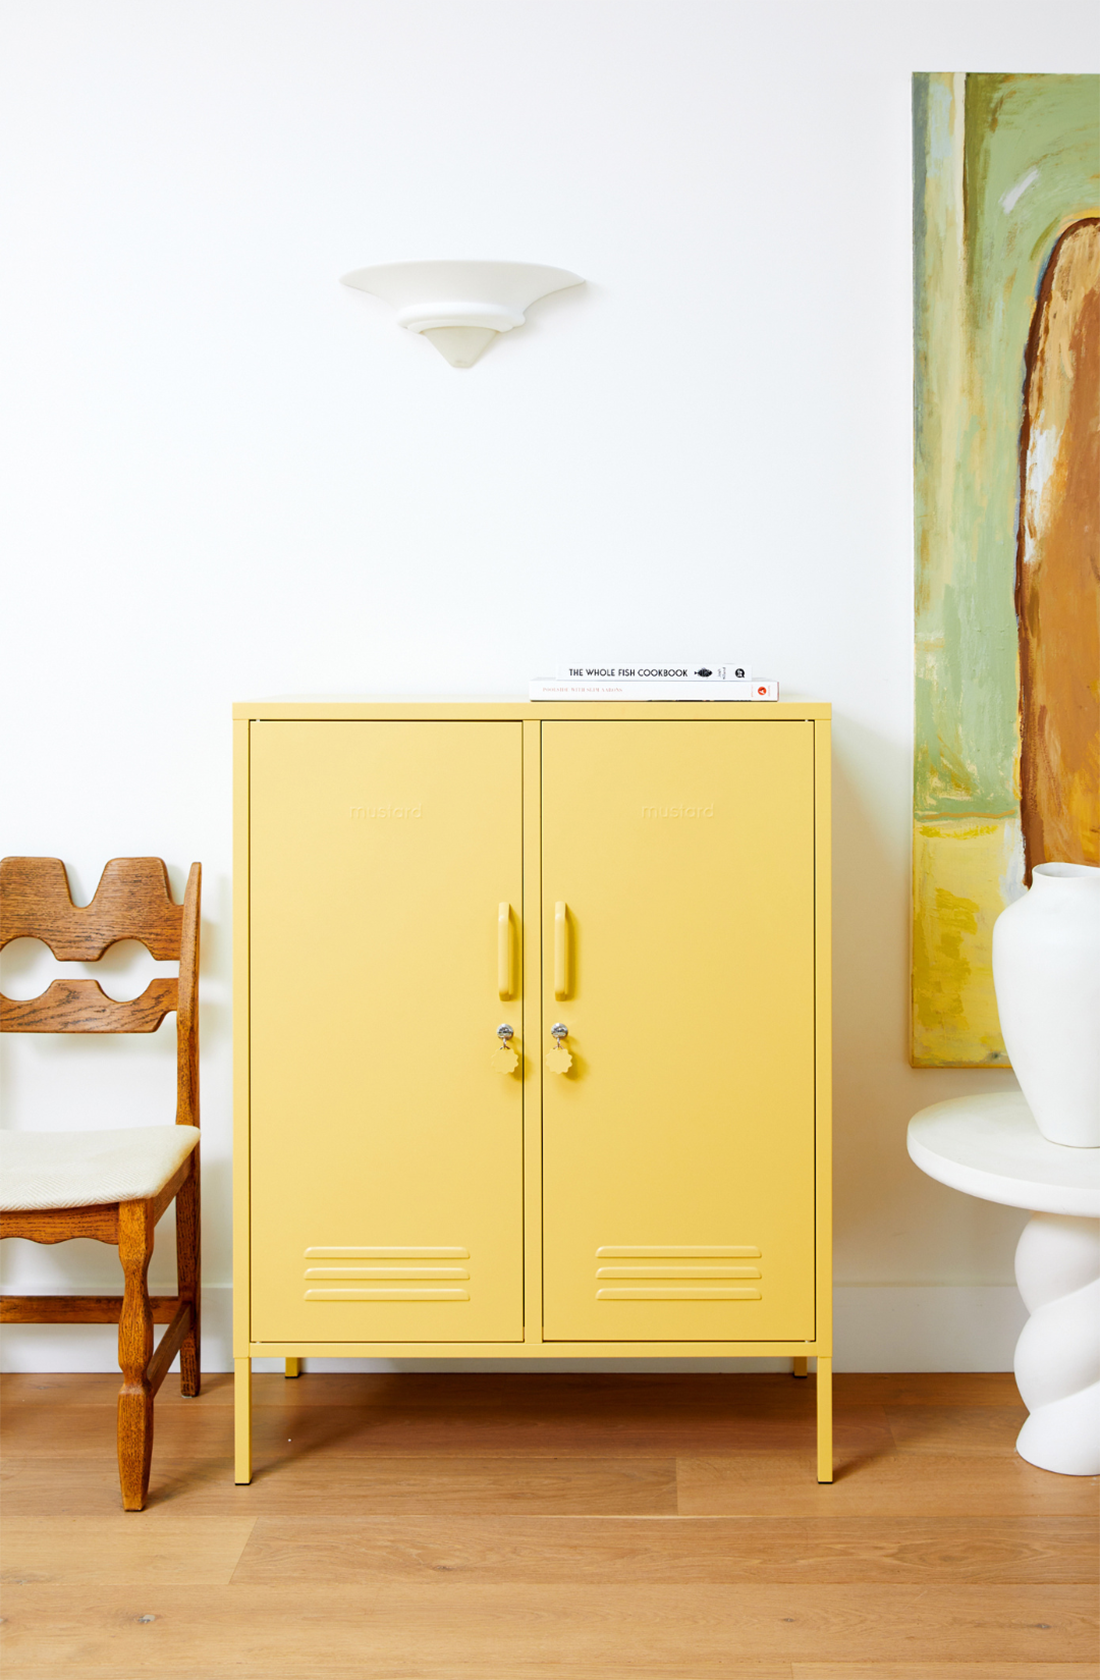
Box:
0 1126 201 1212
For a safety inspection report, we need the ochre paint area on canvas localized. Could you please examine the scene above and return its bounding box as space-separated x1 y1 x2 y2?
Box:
912 816 1023 1067
912 73 1100 1067
1017 220 1100 880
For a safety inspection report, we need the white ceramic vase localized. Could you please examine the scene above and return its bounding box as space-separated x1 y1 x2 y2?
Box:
992 862 1100 1148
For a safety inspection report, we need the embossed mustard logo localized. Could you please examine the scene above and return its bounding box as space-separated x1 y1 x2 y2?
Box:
642 804 714 818
350 805 422 819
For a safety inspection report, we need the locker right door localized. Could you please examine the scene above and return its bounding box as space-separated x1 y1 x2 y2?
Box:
541 719 817 1342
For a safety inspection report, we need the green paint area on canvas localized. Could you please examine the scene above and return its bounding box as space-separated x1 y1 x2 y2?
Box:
912 72 1099 1065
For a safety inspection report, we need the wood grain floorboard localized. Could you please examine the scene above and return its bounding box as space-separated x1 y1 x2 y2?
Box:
0 1666 799 1680
886 1403 1027 1455
1 1453 679 1516
1 1516 256 1586
793 1667 1100 1679
229 1513 1097 1585
0 1369 1024 1407
233 1405 888 1458
1 1583 1094 1673
677 1451 1100 1515
827 1372 1023 1406
1 1371 889 1452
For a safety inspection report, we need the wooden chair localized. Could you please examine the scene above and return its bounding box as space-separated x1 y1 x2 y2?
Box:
0 857 201 1510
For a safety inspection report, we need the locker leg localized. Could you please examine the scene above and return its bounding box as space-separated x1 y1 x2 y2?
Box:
816 1355 833 1483
792 1356 809 1378
284 1357 301 1378
234 1357 253 1485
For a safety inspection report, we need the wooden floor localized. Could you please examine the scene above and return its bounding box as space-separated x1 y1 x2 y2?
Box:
0 1370 1096 1679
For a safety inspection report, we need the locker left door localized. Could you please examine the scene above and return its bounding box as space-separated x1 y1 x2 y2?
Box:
248 720 524 1343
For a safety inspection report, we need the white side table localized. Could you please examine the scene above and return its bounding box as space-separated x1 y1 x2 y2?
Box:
908 1091 1100 1476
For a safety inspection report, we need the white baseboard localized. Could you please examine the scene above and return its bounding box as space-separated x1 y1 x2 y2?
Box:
0 1284 1026 1374
832 1284 1026 1372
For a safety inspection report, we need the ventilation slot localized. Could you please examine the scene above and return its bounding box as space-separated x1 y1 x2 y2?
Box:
303 1246 470 1302
594 1244 761 1302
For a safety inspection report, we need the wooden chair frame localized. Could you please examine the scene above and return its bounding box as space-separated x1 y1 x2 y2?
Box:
1 857 201 1510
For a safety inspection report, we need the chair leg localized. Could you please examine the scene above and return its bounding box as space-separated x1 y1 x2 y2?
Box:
176 1151 201 1397
118 1199 156 1511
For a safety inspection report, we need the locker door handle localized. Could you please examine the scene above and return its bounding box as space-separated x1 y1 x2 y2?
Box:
498 902 513 1000
554 901 570 1000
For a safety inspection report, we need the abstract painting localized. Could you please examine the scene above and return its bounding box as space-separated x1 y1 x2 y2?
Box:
912 73 1099 1067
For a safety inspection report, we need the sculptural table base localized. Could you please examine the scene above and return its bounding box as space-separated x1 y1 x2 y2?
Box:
908 1092 1100 1478
1013 1212 1100 1476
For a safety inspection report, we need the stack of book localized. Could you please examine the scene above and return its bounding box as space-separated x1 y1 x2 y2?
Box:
529 664 778 701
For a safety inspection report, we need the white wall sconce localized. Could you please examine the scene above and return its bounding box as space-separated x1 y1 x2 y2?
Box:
339 260 585 368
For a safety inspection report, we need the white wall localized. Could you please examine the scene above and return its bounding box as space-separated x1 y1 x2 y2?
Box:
2 0 1096 1372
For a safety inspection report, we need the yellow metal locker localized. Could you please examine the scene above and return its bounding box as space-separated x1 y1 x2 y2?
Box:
540 720 816 1342
233 700 832 1485
248 720 525 1344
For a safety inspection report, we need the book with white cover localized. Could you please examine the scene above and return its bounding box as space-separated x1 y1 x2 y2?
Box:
530 679 778 701
559 662 752 680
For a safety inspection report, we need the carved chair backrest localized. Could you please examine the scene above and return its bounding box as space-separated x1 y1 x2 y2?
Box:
0 857 201 1128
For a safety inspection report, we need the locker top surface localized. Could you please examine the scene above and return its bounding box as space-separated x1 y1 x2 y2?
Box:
233 699 831 721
